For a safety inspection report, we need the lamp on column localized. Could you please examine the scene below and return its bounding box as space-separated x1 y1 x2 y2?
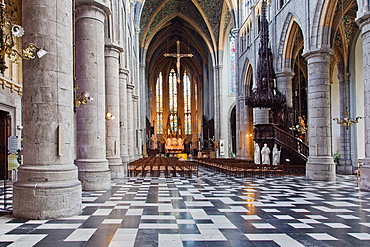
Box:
0 1 46 73
73 84 94 110
106 112 115 120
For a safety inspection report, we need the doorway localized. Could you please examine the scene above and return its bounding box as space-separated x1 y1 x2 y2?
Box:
0 111 11 180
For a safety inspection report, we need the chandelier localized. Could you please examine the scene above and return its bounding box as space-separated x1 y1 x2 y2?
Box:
333 109 362 130
0 1 46 73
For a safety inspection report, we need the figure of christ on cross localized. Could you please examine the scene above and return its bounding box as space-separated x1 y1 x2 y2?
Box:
164 40 193 83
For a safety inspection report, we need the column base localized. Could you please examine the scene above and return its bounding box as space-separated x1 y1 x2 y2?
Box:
306 156 336 181
128 155 136 162
337 159 353 175
107 156 124 179
75 159 111 191
360 164 370 191
13 164 81 220
121 154 130 163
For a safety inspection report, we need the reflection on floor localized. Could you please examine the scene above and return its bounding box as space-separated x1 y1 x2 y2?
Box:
1 167 370 247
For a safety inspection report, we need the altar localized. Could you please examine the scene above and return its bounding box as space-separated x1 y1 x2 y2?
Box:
165 137 184 153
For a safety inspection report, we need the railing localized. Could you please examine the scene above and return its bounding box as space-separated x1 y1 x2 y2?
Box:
254 124 308 163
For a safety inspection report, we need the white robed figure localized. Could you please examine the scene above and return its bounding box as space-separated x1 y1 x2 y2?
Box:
272 143 281 166
254 142 260 164
261 143 271 165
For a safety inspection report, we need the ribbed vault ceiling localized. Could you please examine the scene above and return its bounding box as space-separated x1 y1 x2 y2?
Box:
139 0 231 81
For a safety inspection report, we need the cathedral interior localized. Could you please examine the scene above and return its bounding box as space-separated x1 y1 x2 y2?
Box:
1 0 370 246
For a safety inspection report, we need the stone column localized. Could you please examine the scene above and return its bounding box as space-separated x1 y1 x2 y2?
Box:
13 0 81 219
357 9 370 190
303 49 335 181
133 95 141 159
127 84 135 161
337 72 352 174
275 71 294 108
74 0 111 190
105 44 124 178
120 68 130 167
213 65 222 141
245 105 254 161
237 96 247 159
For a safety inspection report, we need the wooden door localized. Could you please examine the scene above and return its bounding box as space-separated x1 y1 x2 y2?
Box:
0 111 10 180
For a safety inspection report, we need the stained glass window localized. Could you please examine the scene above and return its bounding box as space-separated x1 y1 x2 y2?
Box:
184 71 191 134
156 72 163 134
169 69 178 132
169 69 178 113
230 33 236 93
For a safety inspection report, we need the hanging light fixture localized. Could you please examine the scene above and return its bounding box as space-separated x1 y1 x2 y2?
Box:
333 108 362 130
0 1 46 73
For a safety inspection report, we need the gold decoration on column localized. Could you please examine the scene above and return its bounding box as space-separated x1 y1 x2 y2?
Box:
73 84 94 109
0 1 46 73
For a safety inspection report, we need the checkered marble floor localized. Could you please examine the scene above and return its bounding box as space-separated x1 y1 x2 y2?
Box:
1 168 370 246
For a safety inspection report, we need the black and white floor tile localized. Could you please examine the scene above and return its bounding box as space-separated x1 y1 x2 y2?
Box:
1 168 370 246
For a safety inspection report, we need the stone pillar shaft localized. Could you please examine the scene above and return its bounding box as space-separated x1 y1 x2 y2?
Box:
245 105 254 161
276 71 294 108
105 44 123 178
75 1 111 190
127 84 135 160
237 97 246 159
213 65 222 142
357 12 370 190
120 69 129 164
304 49 335 181
337 72 352 174
13 0 81 219
133 95 140 159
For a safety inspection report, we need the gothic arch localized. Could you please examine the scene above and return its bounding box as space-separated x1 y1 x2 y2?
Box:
240 60 253 95
279 14 304 72
277 12 294 72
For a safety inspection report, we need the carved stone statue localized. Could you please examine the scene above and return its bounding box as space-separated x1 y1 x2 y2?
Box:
254 142 260 164
272 143 281 166
261 143 271 165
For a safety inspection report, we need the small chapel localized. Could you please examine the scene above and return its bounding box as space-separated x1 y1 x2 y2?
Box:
0 0 370 246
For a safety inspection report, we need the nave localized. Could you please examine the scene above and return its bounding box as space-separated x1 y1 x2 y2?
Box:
1 167 370 247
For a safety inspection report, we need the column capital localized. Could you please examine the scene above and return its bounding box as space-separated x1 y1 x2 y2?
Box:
105 43 124 53
337 71 350 82
356 12 370 34
275 71 295 78
213 65 222 70
76 0 111 16
303 49 333 63
231 28 239 36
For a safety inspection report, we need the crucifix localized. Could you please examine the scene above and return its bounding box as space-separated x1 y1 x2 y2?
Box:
164 40 193 83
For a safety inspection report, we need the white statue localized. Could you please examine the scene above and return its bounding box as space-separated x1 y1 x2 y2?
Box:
261 143 271 165
254 142 260 164
272 143 281 166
